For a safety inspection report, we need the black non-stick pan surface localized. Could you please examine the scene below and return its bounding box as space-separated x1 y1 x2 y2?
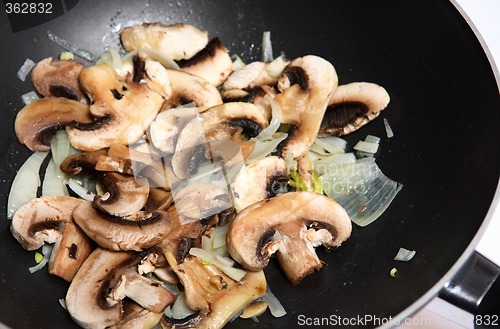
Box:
0 0 499 328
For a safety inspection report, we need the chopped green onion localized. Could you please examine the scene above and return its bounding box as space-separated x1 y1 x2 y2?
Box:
390 267 398 277
34 252 44 264
313 170 323 194
288 171 308 191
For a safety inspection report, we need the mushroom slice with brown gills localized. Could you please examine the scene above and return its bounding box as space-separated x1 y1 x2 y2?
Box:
31 57 88 103
161 252 266 329
65 248 175 329
93 172 149 217
10 196 93 281
162 69 222 111
72 201 173 251
172 183 232 222
177 37 233 87
121 23 209 61
60 149 107 176
171 102 268 180
230 156 291 212
227 191 352 284
108 301 163 329
274 55 338 159
222 57 290 91
319 82 390 136
14 97 93 151
66 64 164 151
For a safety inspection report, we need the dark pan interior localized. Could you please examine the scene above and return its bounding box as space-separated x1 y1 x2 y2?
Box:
0 1 499 328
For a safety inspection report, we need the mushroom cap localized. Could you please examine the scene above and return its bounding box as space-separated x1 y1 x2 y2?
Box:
66 64 164 151
274 55 338 159
10 196 84 251
31 57 87 103
14 97 93 152
172 183 232 221
319 82 390 136
178 37 234 87
93 172 150 217
66 248 136 329
226 192 351 279
121 23 208 61
230 156 290 212
72 201 173 251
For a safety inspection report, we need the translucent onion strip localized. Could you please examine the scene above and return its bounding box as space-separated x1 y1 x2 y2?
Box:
261 288 286 318
17 58 36 81
7 151 48 219
68 179 96 202
321 157 402 227
42 158 69 196
261 31 273 62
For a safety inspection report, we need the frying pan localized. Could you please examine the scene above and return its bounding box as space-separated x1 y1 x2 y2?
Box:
0 0 498 328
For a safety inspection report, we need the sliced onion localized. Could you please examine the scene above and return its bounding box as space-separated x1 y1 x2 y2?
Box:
96 48 122 70
384 118 394 138
59 299 67 310
265 56 288 79
46 31 94 62
189 247 246 282
246 133 288 164
231 54 246 71
261 288 286 318
256 95 282 140
394 247 416 261
170 292 196 319
21 91 39 105
312 152 357 175
316 136 347 151
17 58 36 81
68 179 96 201
7 151 48 219
50 130 78 184
312 137 346 155
42 158 69 196
353 140 379 154
322 157 402 227
127 48 180 69
261 31 273 62
28 244 53 274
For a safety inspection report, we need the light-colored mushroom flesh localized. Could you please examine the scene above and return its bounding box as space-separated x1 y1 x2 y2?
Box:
227 191 352 284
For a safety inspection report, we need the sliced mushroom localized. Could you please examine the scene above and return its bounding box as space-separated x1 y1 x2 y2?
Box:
48 221 94 282
11 196 84 250
66 64 164 151
274 55 338 159
162 253 266 329
108 302 163 329
171 102 269 180
66 248 175 329
172 183 232 222
222 57 289 91
31 57 88 103
93 172 149 217
319 82 390 136
14 97 93 152
10 196 94 282
72 201 173 251
60 150 107 176
95 155 135 175
121 23 208 61
162 69 222 111
145 187 174 211
177 37 233 87
227 191 352 284
230 156 291 212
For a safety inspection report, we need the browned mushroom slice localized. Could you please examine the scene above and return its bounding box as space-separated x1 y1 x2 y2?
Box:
93 172 149 217
230 156 291 212
318 82 390 136
72 201 173 251
171 102 268 180
14 97 93 152
60 149 107 176
11 196 84 250
162 253 266 328
121 23 208 61
162 69 222 111
10 196 94 281
274 55 338 159
48 221 94 282
172 183 232 221
95 155 135 175
227 191 352 284
31 57 88 103
108 302 163 329
177 37 233 87
66 64 164 151
66 248 175 329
